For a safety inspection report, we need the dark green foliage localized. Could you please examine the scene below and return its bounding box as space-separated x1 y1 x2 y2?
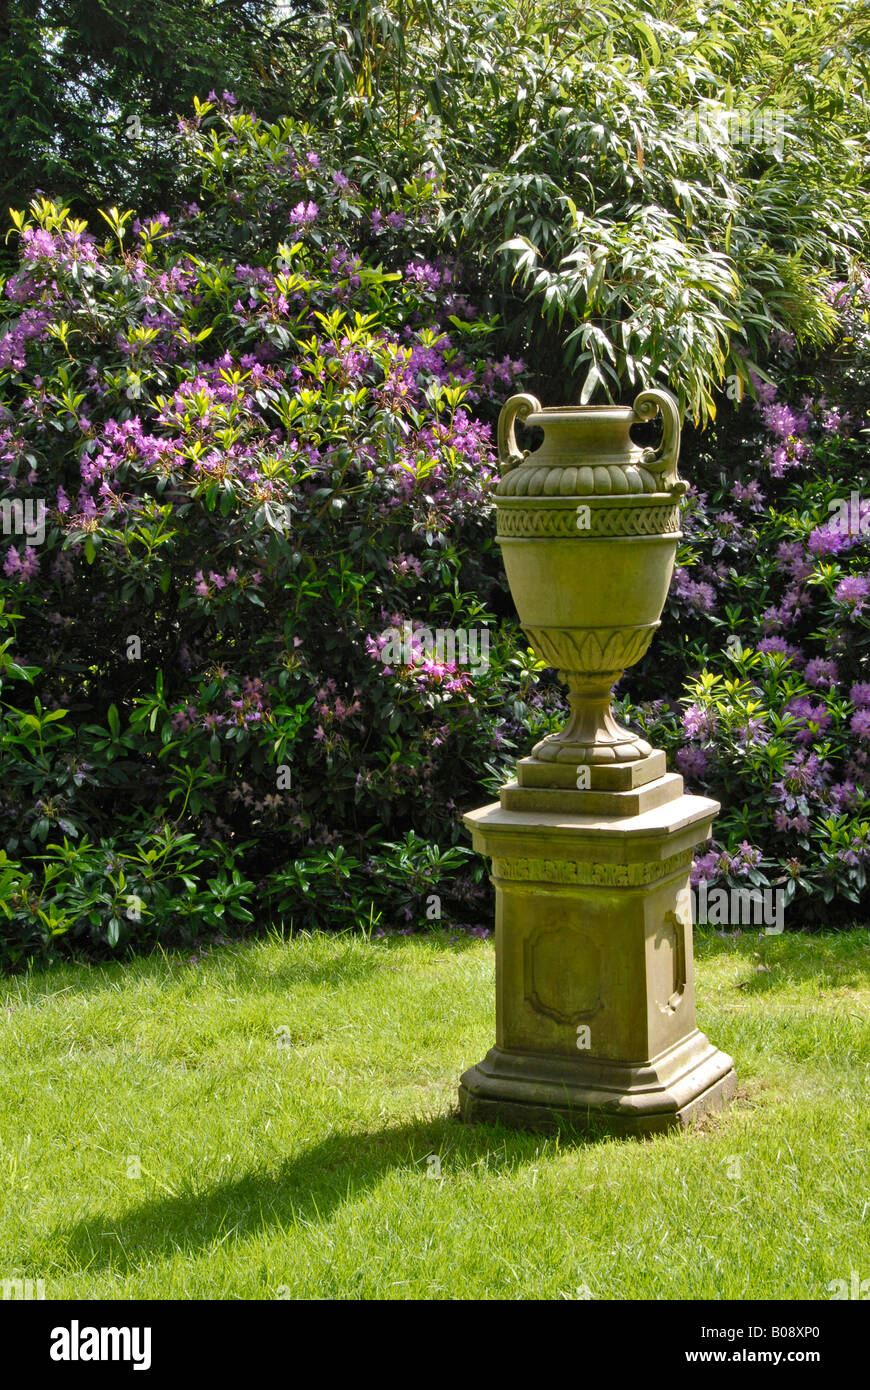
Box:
0 0 316 240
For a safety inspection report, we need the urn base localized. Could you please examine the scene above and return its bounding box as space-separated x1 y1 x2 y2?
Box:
527 656 655 765
518 750 668 790
503 749 685 815
500 771 685 817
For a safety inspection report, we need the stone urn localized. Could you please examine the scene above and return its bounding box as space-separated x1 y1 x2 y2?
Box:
457 385 736 1134
495 388 685 767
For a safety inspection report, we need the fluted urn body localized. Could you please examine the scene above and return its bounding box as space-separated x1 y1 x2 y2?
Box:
496 389 685 766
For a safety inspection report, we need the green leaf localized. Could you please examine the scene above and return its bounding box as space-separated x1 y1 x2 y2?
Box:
579 364 603 404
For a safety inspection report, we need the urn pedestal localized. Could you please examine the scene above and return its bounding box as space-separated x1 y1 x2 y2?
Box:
458 389 736 1135
458 796 736 1134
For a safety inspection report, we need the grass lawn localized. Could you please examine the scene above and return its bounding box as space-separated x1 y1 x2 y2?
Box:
1 926 869 1300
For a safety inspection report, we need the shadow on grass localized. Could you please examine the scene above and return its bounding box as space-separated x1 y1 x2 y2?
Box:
695 926 870 983
54 1112 614 1276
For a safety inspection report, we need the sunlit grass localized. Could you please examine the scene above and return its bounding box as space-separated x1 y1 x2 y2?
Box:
1 927 868 1299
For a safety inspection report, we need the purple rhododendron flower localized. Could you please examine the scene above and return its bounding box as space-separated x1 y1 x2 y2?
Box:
804 658 838 689
676 746 709 781
808 525 853 556
672 567 716 611
787 696 832 744
835 575 870 607
682 703 716 738
690 850 721 886
757 636 806 667
850 709 870 741
731 479 764 508
3 545 40 581
725 842 763 877
289 200 318 228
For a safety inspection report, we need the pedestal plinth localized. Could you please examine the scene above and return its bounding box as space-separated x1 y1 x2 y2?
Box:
458 787 736 1135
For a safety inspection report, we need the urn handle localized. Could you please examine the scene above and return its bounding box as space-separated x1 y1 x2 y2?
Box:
632 387 685 494
497 393 541 472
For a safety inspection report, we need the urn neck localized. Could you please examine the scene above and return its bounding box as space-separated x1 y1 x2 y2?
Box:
526 406 639 461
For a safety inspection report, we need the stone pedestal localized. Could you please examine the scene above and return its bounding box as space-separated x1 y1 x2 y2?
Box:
458 781 736 1135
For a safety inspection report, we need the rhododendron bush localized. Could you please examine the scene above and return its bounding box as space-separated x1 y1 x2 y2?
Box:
0 100 555 962
624 280 870 923
2 95 870 964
